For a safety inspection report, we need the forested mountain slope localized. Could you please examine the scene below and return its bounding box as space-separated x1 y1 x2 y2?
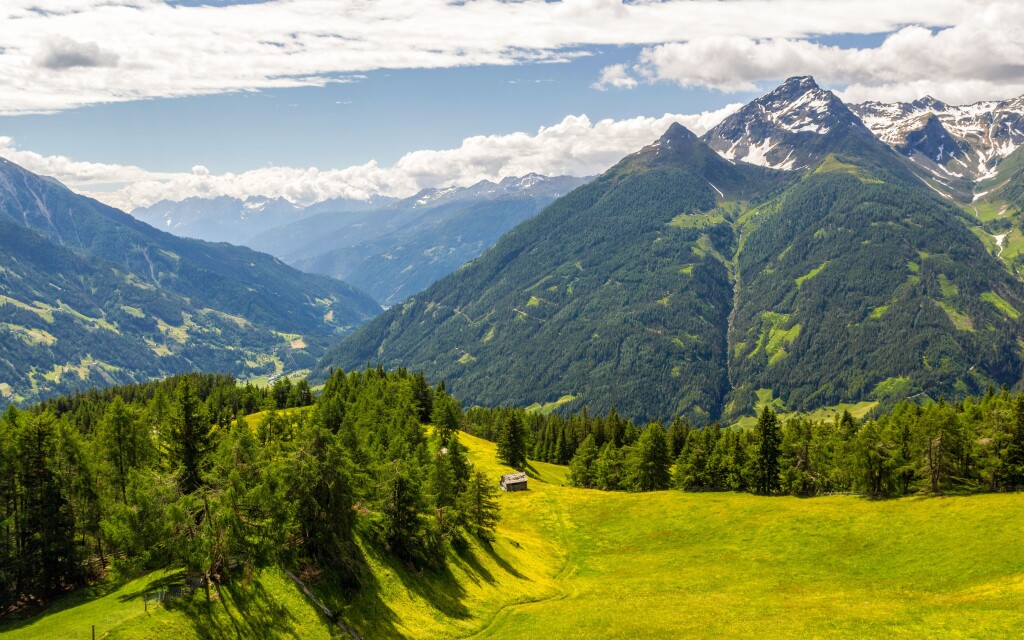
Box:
317 124 788 422
318 78 1024 423
726 145 1024 415
0 158 381 406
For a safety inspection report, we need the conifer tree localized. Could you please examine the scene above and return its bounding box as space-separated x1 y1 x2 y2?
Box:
754 406 782 495
458 471 500 542
98 397 152 503
569 435 599 488
628 424 672 491
497 411 527 469
380 461 424 561
168 379 211 494
1002 394 1024 489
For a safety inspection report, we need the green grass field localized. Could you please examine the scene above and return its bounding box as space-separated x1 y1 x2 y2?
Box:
7 431 1024 638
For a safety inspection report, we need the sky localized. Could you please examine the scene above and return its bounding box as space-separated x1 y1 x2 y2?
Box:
0 0 1022 211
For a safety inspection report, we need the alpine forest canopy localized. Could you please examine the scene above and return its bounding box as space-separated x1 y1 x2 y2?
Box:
318 77 1024 425
0 369 497 616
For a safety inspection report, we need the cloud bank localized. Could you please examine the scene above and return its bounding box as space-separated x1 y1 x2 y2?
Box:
0 0 982 114
603 1 1024 104
0 105 741 210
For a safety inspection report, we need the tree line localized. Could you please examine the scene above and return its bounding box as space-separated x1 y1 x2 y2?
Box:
463 391 1024 496
0 368 498 614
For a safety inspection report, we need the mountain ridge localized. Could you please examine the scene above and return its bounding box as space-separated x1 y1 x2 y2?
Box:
316 77 1024 423
0 156 381 406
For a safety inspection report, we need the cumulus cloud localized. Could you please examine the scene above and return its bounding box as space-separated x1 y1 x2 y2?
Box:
612 1 1024 104
0 0 980 114
0 106 740 210
592 64 638 90
34 36 119 69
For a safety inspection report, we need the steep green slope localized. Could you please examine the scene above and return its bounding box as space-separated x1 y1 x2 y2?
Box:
318 80 1024 423
728 144 1024 413
317 124 787 422
0 158 381 405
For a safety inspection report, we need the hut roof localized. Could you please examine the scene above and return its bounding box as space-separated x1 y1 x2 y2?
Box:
502 472 528 484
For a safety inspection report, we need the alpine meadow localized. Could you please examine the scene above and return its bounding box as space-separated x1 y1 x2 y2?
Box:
2 1 1024 638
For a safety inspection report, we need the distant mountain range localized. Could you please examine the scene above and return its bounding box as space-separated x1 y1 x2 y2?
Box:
131 194 397 245
249 174 589 305
318 76 1024 423
134 174 589 306
0 158 381 406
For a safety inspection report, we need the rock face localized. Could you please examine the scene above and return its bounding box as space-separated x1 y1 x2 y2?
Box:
702 76 874 171
852 95 1024 184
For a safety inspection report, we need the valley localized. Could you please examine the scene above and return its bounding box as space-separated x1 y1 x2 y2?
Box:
6 3 1024 639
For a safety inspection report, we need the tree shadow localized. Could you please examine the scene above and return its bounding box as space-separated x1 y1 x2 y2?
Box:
304 552 404 640
371 543 472 621
116 570 186 602
162 575 303 640
480 540 525 580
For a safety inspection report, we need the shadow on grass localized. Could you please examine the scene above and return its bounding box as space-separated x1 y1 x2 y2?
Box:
480 539 526 580
0 570 164 634
163 576 302 640
449 542 495 587
309 551 404 640
116 570 186 602
312 534 527 639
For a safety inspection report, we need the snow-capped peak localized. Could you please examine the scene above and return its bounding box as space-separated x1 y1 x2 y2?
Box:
852 93 1024 183
701 75 865 170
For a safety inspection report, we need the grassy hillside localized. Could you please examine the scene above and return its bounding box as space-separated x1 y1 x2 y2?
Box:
0 567 337 640
10 429 1024 639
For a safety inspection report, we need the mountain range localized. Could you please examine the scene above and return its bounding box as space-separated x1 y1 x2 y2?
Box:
317 76 1024 423
133 174 588 306
0 158 381 406
5 75 1024 421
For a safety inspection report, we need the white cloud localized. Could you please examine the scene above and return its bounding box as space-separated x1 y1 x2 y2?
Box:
617 1 1024 104
0 106 740 210
0 0 980 114
592 64 638 90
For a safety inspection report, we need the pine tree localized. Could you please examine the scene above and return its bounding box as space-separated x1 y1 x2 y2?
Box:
569 435 599 488
292 425 356 568
458 471 500 541
1002 394 1024 489
98 397 152 503
380 461 424 561
628 424 672 491
428 450 458 533
754 406 782 495
593 443 624 491
432 393 461 446
497 411 527 469
167 379 212 494
668 417 690 459
411 373 434 424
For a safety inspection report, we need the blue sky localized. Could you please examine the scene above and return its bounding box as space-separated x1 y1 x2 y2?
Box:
0 45 741 173
0 1 1017 209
